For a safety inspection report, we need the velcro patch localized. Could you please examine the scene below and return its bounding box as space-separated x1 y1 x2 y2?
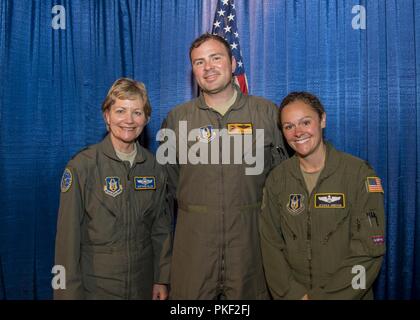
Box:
286 194 305 215
61 168 72 193
366 177 384 193
197 125 216 143
370 235 385 245
134 176 156 190
104 177 123 197
314 193 345 208
227 123 253 135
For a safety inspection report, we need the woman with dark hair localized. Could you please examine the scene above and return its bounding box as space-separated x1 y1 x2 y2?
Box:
260 92 385 299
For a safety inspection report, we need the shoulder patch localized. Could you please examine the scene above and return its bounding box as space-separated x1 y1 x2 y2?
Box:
61 168 73 193
366 177 384 193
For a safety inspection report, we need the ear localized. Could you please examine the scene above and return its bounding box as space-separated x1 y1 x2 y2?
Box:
321 112 326 129
231 56 237 74
104 110 110 127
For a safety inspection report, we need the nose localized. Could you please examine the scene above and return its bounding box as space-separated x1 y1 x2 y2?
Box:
203 60 213 70
294 124 304 137
124 112 135 123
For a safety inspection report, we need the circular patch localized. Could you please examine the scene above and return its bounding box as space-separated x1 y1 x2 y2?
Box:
61 168 73 193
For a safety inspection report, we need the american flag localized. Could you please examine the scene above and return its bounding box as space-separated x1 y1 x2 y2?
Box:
211 0 248 94
366 177 384 193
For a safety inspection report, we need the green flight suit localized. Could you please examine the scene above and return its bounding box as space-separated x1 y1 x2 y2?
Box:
162 85 288 299
54 134 172 299
260 143 385 299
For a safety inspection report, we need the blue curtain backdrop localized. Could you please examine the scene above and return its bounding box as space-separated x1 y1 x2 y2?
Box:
0 0 418 299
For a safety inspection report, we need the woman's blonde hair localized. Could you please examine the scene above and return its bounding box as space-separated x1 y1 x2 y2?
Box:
102 77 151 119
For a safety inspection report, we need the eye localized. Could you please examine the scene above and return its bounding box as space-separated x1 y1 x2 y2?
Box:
134 111 144 116
115 109 124 114
303 120 311 126
283 124 294 131
193 60 203 67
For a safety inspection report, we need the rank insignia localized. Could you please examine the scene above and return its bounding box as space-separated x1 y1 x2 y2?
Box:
366 177 384 193
61 168 72 193
197 125 216 143
287 194 305 215
104 177 123 197
370 235 385 245
227 123 253 135
134 176 156 190
314 193 345 208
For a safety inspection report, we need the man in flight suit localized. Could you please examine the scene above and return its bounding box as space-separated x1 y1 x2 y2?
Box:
161 33 288 299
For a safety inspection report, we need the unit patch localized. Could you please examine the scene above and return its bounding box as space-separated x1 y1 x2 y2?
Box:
370 235 385 245
104 177 123 197
134 176 156 190
61 168 72 193
366 177 384 193
287 194 305 215
227 123 253 135
197 125 216 143
314 193 345 208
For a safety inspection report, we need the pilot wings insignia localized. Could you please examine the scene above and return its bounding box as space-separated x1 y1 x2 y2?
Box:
318 195 341 203
314 193 345 208
134 176 156 190
227 123 253 135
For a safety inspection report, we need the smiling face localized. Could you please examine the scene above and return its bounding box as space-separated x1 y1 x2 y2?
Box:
104 97 147 152
281 100 326 159
191 39 236 96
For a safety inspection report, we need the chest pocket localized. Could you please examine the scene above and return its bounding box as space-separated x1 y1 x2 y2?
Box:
133 187 155 225
316 205 351 244
276 193 304 242
84 179 124 244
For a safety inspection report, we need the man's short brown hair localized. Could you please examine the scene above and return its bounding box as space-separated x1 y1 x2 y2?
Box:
189 33 232 63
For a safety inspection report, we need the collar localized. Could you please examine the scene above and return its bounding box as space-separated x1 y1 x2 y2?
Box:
99 134 146 164
290 142 341 182
196 83 246 112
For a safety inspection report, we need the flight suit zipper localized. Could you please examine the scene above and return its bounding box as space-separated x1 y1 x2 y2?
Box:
216 115 226 291
125 161 133 298
306 187 315 291
305 172 327 291
306 205 313 290
215 106 237 294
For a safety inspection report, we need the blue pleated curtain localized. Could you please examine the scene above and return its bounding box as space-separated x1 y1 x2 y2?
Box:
0 0 419 299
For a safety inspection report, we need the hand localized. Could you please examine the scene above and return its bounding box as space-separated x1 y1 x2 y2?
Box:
152 283 168 300
301 294 309 300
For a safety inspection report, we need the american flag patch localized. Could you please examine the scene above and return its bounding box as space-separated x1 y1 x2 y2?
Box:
366 177 384 193
370 235 385 245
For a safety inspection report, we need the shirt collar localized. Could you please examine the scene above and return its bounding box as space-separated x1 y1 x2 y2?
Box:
290 141 341 182
100 134 146 164
196 83 246 112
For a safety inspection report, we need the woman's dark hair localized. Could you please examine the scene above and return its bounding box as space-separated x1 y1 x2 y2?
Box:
279 92 325 123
